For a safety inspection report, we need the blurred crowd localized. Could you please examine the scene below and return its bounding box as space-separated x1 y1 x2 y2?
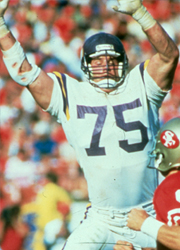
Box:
0 0 180 249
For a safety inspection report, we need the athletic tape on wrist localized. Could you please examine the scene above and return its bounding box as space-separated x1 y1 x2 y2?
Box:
2 41 41 86
132 5 156 30
0 16 10 38
141 216 164 240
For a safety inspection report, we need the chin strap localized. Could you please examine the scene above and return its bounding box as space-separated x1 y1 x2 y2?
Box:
89 77 122 90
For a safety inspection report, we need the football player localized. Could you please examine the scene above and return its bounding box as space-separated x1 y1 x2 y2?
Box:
0 0 179 249
126 117 180 250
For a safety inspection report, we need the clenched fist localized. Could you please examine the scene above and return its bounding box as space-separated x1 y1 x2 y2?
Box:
112 0 143 15
127 208 149 231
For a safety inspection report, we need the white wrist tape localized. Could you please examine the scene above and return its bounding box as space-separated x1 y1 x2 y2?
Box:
132 5 156 30
2 41 41 86
141 216 164 240
0 17 10 38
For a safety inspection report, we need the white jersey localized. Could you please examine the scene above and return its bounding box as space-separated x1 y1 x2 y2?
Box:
46 61 167 210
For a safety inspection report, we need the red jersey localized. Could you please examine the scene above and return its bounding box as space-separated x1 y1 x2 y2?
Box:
1 227 24 250
153 171 180 226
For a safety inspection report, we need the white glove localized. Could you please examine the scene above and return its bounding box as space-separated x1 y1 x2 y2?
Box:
112 0 143 15
0 0 9 16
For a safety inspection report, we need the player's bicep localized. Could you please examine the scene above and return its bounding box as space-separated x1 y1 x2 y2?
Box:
27 70 54 110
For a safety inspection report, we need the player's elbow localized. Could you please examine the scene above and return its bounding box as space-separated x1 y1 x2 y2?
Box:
161 42 179 66
172 46 179 65
168 43 179 65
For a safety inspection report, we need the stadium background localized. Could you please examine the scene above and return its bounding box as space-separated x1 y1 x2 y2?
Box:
0 0 180 249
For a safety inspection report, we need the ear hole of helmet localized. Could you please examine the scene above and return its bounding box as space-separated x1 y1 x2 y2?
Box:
155 153 164 169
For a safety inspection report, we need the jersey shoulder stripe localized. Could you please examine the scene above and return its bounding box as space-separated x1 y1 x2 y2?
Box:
81 203 92 222
139 59 150 84
53 71 70 120
139 60 150 110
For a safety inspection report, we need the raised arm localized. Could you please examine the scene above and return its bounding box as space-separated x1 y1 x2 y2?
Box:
112 0 179 91
0 0 54 110
143 22 179 91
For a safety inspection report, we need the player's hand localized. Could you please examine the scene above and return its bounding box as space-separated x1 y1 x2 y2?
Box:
127 208 149 231
113 240 134 250
0 0 9 16
112 0 143 15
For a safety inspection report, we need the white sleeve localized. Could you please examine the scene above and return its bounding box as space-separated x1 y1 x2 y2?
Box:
144 68 169 108
45 73 63 123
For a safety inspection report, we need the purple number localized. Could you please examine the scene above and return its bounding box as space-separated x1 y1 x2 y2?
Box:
113 99 148 152
77 99 148 156
77 105 107 156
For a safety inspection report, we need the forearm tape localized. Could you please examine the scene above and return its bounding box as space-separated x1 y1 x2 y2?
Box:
132 5 156 30
0 17 10 38
2 41 41 86
141 216 164 240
